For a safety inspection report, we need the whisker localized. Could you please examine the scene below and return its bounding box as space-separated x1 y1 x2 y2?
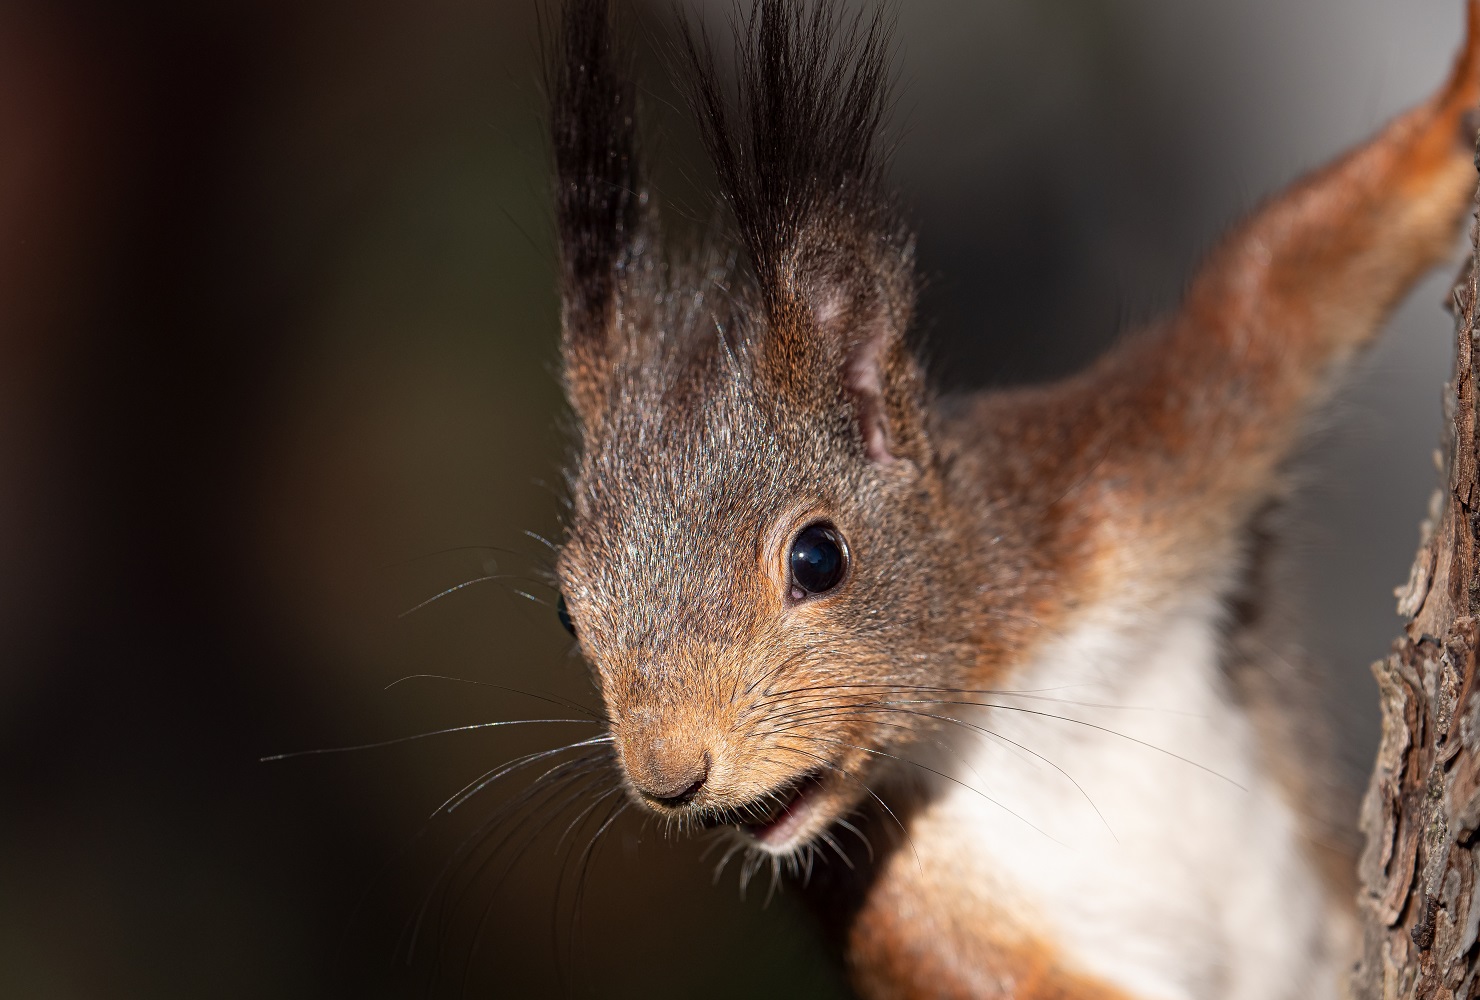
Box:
438 768 617 985
738 847 765 900
816 829 854 870
397 574 541 618
259 719 598 763
441 734 614 815
511 588 553 610
835 681 1203 717
743 648 814 700
834 817 874 862
404 753 608 967
766 704 1115 841
764 712 999 797
377 543 550 573
764 852 784 905
762 695 1242 790
984 690 1203 717
776 731 1063 847
382 673 607 723
877 706 1113 835
426 755 617 965
546 787 627 998
563 797 629 980
523 529 561 553
553 784 626 856
883 698 1243 790
711 838 749 884
761 679 1202 718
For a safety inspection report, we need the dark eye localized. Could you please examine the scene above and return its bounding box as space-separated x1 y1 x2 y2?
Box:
788 522 848 600
557 593 577 636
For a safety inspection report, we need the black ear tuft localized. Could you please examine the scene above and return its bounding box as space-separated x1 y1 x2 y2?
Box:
550 0 643 375
680 0 902 297
681 0 921 465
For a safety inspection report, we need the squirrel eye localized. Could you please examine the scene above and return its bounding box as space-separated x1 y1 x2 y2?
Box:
557 593 577 637
788 523 848 599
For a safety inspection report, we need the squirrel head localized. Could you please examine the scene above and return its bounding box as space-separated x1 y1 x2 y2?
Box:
549 0 980 857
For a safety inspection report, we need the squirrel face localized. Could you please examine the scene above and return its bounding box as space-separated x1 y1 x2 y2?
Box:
545 0 1021 857
555 285 976 854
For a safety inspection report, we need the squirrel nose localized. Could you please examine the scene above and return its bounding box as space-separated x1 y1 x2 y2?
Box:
631 749 711 807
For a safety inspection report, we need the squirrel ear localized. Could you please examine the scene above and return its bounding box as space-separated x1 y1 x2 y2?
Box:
682 0 925 467
793 240 921 466
550 0 642 429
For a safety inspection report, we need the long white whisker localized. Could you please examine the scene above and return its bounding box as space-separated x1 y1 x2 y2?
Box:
776 731 1063 847
260 718 599 762
441 734 613 815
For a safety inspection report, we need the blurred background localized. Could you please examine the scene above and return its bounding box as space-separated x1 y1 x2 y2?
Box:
0 0 1469 996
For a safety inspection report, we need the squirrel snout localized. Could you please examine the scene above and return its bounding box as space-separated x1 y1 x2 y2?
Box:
625 740 711 808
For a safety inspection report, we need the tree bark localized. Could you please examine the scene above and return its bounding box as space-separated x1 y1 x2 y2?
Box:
1354 163 1480 997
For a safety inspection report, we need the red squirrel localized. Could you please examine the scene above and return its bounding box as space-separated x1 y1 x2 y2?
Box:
545 1 1480 996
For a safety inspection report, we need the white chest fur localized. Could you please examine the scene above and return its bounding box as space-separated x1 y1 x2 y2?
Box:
911 599 1350 999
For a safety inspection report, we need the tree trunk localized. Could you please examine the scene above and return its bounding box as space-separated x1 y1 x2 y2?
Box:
1354 162 1480 997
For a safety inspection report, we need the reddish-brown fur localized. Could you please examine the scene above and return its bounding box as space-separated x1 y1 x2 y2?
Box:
546 1 1480 996
848 877 1136 1000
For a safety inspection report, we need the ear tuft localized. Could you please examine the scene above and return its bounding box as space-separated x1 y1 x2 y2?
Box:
549 0 644 424
681 0 902 299
681 0 923 466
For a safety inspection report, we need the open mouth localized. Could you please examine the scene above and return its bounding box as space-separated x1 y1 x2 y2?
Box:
727 768 829 848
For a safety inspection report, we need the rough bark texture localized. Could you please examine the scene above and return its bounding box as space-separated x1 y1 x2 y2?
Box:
1354 170 1480 998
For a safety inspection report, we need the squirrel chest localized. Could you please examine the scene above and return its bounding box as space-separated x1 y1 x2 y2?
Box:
844 598 1352 1000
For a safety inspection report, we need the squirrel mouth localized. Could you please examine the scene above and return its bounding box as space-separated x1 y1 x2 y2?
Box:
736 768 829 848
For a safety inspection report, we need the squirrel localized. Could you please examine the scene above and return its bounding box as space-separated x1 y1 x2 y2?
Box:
543 0 1480 996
